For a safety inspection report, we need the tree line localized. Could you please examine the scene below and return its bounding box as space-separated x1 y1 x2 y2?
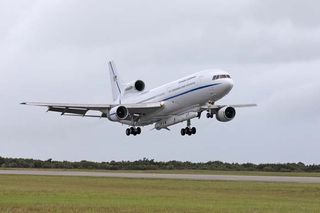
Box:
0 156 319 172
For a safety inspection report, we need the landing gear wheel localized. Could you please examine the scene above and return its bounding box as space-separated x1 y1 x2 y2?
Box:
126 128 131 136
191 127 196 134
181 128 186 136
207 113 213 118
185 127 191 136
126 127 142 136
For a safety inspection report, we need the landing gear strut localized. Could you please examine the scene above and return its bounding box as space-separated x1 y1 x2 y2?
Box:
126 127 141 136
180 119 197 136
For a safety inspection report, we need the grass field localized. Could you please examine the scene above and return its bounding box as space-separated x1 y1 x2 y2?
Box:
0 175 320 212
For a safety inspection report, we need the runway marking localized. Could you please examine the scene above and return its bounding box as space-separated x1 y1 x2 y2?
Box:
1 170 320 184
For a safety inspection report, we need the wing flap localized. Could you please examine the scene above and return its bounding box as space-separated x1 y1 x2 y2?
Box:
47 107 88 115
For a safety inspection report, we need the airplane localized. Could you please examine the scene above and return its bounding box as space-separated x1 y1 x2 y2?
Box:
21 61 256 136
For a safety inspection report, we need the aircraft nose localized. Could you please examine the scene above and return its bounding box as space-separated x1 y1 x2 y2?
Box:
225 78 233 91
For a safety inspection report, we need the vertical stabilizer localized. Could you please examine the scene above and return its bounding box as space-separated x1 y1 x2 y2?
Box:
108 60 124 103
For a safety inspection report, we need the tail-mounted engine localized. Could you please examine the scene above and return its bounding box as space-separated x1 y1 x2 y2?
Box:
124 80 145 95
134 80 145 92
109 106 129 121
216 106 236 122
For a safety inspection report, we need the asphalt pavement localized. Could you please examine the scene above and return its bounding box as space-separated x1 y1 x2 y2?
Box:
1 169 320 183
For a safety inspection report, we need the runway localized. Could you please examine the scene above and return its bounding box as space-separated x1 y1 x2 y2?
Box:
1 169 320 183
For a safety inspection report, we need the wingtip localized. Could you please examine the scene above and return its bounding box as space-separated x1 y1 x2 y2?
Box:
20 102 26 105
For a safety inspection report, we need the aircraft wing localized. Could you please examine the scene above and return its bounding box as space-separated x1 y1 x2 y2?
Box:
227 104 257 108
21 102 163 118
201 103 257 112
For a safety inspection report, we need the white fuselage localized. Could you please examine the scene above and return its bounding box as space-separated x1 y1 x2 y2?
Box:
116 69 233 126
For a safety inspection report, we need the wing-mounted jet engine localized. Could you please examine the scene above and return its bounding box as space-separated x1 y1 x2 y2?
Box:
216 106 236 122
109 105 129 121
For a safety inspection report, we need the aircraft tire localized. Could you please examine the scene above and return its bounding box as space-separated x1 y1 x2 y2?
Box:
185 127 191 136
181 128 186 136
126 128 131 136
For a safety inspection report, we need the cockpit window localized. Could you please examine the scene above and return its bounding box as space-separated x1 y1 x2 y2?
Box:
213 75 231 80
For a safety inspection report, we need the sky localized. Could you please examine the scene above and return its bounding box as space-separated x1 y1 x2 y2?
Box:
1 0 319 163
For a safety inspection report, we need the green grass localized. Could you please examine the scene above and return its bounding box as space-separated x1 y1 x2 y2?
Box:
3 168 320 177
0 175 319 212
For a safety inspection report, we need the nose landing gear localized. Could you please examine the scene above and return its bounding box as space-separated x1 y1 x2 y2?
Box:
126 127 141 136
206 112 214 118
180 119 197 136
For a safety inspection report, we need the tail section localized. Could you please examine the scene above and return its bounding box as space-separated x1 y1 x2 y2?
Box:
108 60 124 103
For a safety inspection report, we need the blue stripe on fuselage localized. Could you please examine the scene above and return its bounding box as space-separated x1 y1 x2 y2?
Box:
161 83 221 102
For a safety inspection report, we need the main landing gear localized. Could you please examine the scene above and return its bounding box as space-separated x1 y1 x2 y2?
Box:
181 127 196 136
126 127 141 136
180 119 197 136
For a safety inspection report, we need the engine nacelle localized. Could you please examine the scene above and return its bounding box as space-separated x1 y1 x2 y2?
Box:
216 106 236 122
134 80 145 92
109 106 129 121
124 80 145 93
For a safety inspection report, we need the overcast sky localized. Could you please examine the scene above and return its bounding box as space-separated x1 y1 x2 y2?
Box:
1 0 320 163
